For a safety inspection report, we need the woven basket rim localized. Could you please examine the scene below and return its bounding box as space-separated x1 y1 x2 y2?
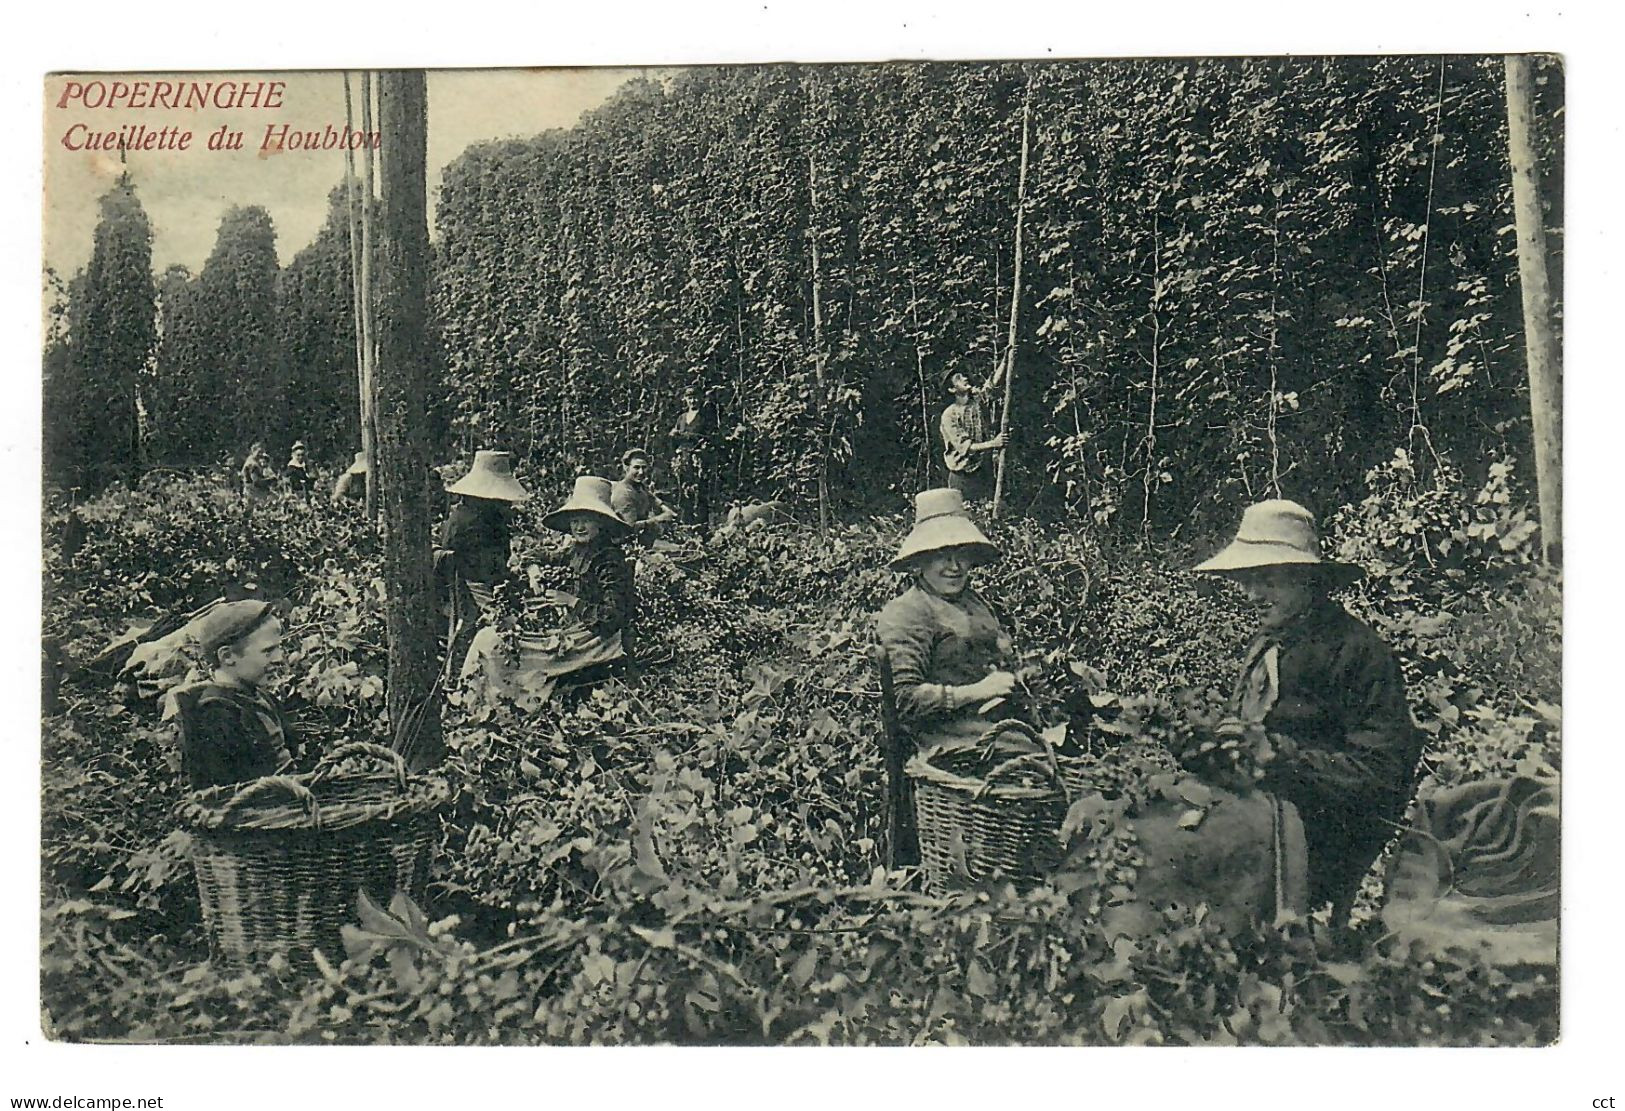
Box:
907 730 1064 801
180 772 450 833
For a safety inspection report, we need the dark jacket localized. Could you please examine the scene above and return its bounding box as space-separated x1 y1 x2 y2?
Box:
1238 598 1422 907
538 539 635 642
178 681 298 791
875 584 1015 749
441 499 513 585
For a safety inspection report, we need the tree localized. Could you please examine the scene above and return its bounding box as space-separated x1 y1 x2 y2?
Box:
49 176 156 488
148 207 281 465
279 187 364 461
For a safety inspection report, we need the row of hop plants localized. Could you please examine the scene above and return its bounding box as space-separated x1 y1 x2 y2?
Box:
41 466 1557 1042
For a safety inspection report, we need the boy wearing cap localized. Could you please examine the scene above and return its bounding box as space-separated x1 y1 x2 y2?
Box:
1197 499 1422 926
940 362 1008 501
172 600 297 790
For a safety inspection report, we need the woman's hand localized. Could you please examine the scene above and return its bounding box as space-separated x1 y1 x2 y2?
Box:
965 669 1017 704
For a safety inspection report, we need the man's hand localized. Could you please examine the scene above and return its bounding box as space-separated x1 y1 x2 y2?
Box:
975 433 1008 452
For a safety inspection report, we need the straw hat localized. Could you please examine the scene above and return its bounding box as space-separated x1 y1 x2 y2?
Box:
889 488 1000 571
1194 499 1361 583
543 475 631 536
344 451 368 476
446 450 529 503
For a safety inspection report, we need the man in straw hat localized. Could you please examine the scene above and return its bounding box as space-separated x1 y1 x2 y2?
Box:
1196 498 1423 927
940 361 1008 502
461 476 635 706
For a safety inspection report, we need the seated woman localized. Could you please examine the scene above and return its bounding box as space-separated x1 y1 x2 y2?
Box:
1195 498 1423 928
460 476 635 706
167 600 297 791
331 451 367 506
875 489 1022 866
440 450 529 586
438 450 529 656
877 487 1019 749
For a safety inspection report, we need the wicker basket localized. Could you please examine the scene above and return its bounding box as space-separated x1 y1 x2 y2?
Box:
180 742 450 967
906 721 1069 892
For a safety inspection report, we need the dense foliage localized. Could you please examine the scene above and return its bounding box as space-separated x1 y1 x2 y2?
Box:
432 57 1563 531
41 467 1558 1044
43 177 156 488
44 58 1561 551
38 54 1562 1047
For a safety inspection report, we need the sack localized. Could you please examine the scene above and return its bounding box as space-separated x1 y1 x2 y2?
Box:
1060 775 1308 937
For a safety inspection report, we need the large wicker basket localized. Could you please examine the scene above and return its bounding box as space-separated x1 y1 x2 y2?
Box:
906 721 1069 892
179 742 450 967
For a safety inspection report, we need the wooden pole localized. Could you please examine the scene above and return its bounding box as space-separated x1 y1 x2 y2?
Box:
991 77 1033 519
342 74 369 478
373 70 444 770
359 72 380 518
808 151 831 535
1504 55 1563 564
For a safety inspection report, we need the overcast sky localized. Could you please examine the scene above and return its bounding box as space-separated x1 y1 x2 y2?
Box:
43 68 645 279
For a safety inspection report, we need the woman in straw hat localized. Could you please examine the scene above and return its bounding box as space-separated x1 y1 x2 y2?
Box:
460 476 636 706
1196 498 1422 927
331 451 367 506
876 488 1022 753
440 450 530 586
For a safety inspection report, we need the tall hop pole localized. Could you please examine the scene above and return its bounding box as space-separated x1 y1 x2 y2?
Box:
991 77 1033 519
373 70 444 770
359 71 380 517
342 73 371 495
1503 55 1563 564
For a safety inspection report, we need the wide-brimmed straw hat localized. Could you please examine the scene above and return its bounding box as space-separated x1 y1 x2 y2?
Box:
446 450 529 503
543 475 631 536
889 488 1000 571
1194 499 1361 583
344 451 368 476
